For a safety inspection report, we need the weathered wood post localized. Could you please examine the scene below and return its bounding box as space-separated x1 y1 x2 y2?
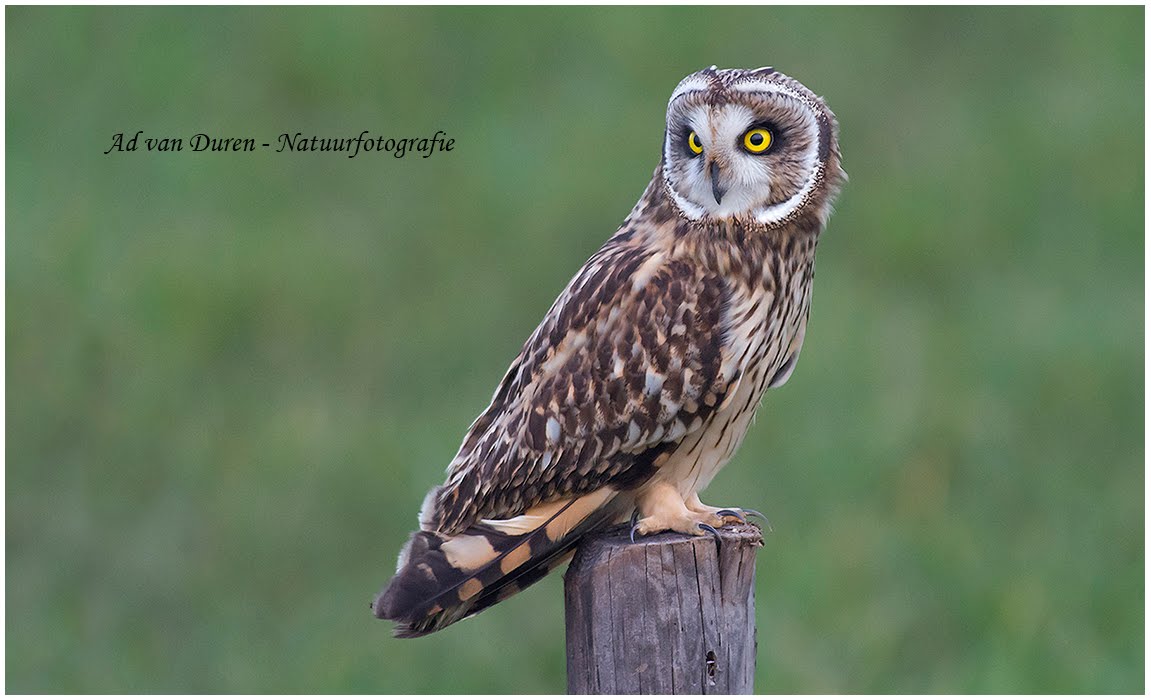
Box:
564 523 763 694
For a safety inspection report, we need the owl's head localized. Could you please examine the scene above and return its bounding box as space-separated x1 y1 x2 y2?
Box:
661 66 844 229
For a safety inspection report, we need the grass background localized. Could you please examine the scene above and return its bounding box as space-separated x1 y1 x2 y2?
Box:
6 6 1143 693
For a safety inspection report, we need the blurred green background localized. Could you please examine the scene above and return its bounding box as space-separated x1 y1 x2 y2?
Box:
7 6 1143 693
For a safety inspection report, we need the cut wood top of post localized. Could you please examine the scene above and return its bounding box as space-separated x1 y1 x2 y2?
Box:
578 522 765 550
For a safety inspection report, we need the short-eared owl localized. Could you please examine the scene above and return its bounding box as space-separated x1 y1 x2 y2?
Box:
375 66 845 637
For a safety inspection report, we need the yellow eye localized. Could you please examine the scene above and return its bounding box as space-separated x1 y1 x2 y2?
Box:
743 128 773 153
687 131 703 155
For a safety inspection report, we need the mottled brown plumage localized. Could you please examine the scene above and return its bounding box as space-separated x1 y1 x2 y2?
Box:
374 66 845 637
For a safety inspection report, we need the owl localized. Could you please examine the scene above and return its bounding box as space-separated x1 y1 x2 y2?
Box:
374 66 845 637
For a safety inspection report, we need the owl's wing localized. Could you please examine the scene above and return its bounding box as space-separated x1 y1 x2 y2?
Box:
428 239 734 534
375 236 739 637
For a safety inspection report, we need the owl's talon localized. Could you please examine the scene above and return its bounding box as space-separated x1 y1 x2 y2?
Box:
697 523 722 542
742 509 773 531
715 508 746 524
629 521 642 543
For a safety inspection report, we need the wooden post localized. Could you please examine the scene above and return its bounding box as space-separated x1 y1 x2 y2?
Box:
564 523 764 694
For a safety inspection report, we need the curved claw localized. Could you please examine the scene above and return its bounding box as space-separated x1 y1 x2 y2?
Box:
716 508 747 524
697 523 722 542
742 509 774 532
629 509 642 543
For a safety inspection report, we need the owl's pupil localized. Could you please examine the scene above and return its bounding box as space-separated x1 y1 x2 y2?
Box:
750 133 763 145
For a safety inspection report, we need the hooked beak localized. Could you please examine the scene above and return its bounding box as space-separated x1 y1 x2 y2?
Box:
709 161 727 205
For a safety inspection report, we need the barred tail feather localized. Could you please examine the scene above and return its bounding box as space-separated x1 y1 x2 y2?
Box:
373 487 624 638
